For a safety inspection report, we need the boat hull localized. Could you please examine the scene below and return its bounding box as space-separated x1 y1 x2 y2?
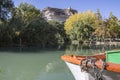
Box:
65 62 94 80
65 62 120 80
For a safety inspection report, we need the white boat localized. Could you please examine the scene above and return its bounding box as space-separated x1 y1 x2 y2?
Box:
61 51 120 80
65 61 94 80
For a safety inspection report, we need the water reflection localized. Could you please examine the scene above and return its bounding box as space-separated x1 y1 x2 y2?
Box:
37 57 75 80
65 44 120 55
0 44 120 80
46 62 54 73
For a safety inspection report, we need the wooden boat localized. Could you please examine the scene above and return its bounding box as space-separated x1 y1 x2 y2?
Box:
61 50 120 80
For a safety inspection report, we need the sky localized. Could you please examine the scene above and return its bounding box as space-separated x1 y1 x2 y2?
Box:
12 0 120 18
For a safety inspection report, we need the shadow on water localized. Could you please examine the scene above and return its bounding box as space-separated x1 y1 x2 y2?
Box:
0 43 120 54
0 46 66 53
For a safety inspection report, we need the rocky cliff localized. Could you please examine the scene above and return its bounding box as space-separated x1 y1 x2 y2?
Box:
42 7 78 22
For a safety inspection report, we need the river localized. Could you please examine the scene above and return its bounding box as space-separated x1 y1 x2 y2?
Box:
0 49 75 80
0 45 119 80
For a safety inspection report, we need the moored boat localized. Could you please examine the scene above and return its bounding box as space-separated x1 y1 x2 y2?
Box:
61 50 120 80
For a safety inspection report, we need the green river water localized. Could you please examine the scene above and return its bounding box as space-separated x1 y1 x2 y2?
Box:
0 45 119 80
0 49 75 80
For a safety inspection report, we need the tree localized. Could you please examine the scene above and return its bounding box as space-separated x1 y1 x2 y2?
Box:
64 11 97 43
94 9 103 29
9 2 42 46
96 9 102 20
93 9 104 40
48 20 68 45
0 0 14 46
0 0 14 21
9 2 68 48
21 17 49 47
106 12 120 38
94 12 120 41
0 21 13 46
18 2 41 25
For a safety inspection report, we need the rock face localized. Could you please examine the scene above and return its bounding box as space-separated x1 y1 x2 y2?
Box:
42 7 78 22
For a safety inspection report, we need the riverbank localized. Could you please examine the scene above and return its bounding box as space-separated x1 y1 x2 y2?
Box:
95 41 120 45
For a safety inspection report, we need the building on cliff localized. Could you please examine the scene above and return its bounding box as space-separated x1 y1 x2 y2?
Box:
42 7 78 22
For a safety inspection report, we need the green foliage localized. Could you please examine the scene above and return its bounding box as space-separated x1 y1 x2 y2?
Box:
8 3 43 46
0 23 13 46
94 12 120 39
0 2 68 48
21 18 48 47
105 12 120 38
48 21 68 45
0 1 120 47
65 11 96 43
0 0 14 21
18 3 41 24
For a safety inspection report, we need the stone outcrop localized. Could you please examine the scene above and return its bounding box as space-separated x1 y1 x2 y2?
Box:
42 7 78 22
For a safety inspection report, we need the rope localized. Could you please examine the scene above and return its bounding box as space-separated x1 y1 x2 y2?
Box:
95 60 106 80
80 58 106 80
80 57 96 72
